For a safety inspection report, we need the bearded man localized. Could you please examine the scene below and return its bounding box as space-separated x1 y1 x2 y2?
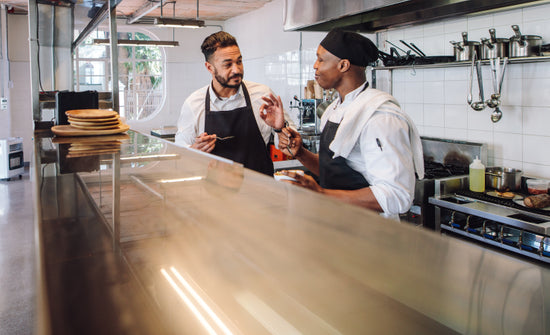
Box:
176 31 293 176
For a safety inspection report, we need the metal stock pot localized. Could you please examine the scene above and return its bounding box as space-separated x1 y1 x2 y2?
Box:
450 32 480 61
480 28 509 59
509 25 541 58
485 167 523 191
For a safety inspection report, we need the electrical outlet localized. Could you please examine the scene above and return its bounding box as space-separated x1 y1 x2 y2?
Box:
0 97 7 110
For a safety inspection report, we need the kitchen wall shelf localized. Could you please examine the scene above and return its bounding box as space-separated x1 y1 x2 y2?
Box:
373 55 550 70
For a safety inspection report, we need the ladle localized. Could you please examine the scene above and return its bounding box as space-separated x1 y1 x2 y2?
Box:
490 58 507 122
467 55 475 105
486 57 500 108
470 59 486 111
491 106 503 123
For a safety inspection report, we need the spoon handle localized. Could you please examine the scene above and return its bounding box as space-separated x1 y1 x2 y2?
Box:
498 58 508 94
468 56 475 104
476 60 485 102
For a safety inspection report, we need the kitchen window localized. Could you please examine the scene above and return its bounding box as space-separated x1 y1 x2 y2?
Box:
74 29 166 121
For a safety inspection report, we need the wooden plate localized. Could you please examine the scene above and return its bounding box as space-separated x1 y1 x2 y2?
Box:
52 134 130 143
65 109 118 119
69 119 120 126
68 116 119 123
67 149 121 158
69 145 120 153
52 124 130 136
70 123 121 130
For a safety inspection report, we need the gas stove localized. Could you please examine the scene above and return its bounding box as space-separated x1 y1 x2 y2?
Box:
430 179 550 263
423 161 469 179
403 137 486 228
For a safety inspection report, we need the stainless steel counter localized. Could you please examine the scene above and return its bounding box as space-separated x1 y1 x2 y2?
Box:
33 130 550 335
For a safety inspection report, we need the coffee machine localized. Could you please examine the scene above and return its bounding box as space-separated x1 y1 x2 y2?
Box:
289 97 321 153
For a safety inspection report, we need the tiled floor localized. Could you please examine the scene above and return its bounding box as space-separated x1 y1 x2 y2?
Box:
0 168 35 335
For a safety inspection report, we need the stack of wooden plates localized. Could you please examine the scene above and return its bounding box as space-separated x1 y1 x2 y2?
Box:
53 133 130 157
51 109 130 136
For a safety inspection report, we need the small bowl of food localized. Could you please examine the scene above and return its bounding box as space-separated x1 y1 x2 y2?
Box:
526 179 549 195
274 169 304 181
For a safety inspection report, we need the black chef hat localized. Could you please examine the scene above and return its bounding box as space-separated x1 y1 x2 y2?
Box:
320 29 379 66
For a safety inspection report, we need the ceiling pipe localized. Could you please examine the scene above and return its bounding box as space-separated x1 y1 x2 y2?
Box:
127 0 161 24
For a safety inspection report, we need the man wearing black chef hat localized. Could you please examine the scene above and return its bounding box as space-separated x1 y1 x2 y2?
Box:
175 31 293 176
260 29 424 220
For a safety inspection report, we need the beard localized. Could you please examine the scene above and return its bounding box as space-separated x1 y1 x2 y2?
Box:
214 69 243 89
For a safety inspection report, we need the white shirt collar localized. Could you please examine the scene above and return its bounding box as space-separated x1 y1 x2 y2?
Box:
326 81 369 123
340 81 368 108
208 83 243 103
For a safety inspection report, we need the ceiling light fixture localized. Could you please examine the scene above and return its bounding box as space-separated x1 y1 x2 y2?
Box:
155 0 205 29
93 38 179 47
127 0 162 24
154 17 205 28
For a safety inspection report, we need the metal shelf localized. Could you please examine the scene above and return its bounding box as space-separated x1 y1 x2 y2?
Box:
373 55 550 70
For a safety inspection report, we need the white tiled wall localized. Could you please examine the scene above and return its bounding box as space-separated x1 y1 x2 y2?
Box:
384 3 550 179
7 0 550 178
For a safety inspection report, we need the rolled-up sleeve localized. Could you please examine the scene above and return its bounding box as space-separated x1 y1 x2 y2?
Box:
357 113 416 215
175 93 205 147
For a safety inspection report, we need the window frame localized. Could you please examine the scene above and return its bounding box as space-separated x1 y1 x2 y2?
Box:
73 27 167 122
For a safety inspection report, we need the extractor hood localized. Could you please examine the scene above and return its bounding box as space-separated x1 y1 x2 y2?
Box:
283 0 550 32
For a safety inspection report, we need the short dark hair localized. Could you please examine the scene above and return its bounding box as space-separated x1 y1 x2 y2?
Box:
201 31 239 62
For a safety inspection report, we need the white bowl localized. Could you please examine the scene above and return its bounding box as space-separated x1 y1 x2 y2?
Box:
274 174 296 181
274 169 304 182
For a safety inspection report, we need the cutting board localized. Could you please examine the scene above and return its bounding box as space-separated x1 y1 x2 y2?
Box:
51 124 130 137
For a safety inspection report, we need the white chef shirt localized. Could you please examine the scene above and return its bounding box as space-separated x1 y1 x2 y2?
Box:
175 80 293 147
321 83 416 219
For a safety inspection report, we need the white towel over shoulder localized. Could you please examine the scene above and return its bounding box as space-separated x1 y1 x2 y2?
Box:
329 88 424 179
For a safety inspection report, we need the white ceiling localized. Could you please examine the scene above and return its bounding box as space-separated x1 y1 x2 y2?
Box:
0 0 273 22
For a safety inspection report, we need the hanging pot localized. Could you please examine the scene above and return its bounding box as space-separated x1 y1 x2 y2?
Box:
480 28 509 59
509 25 542 58
450 32 480 61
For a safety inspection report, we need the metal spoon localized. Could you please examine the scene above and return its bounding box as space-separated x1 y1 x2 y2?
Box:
491 106 503 122
216 136 235 141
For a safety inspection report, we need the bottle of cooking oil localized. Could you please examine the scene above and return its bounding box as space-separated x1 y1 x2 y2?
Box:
469 156 485 192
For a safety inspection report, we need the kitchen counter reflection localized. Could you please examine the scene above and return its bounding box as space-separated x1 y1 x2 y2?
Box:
33 130 550 335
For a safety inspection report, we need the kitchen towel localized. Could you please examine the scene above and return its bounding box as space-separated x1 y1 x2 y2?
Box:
329 88 425 179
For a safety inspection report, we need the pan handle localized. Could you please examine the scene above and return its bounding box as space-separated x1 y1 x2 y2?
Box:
489 28 497 43
410 43 426 57
385 40 407 54
450 41 464 52
400 40 421 56
462 31 469 44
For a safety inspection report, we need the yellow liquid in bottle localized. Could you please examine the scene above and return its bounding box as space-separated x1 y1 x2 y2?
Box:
469 168 485 192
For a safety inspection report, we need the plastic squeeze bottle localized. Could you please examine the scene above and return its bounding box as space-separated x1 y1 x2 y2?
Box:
469 156 485 192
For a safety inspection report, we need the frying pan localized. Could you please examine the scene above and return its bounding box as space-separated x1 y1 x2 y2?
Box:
399 40 455 64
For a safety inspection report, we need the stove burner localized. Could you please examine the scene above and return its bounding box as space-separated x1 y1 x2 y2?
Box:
424 161 469 179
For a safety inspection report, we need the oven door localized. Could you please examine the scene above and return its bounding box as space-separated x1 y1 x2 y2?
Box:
9 151 24 170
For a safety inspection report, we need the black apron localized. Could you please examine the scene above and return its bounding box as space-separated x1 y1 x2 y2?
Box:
319 121 370 190
204 83 274 176
319 83 370 190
